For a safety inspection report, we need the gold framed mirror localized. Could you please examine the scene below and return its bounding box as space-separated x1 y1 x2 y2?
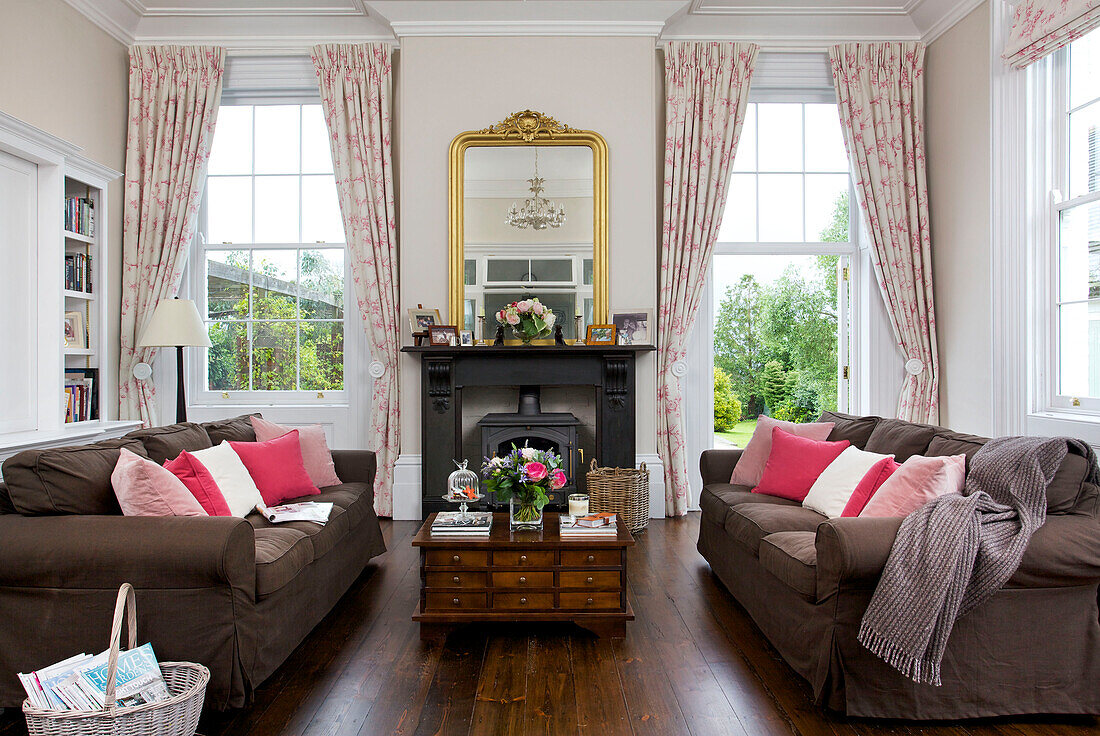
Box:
449 110 608 341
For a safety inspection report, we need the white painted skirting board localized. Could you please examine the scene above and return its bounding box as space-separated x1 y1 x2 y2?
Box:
392 453 667 521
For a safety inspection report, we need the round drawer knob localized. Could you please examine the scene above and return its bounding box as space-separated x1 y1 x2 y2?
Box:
586 576 594 584
452 576 460 584
520 597 527 605
519 554 527 563
586 555 595 563
452 555 460 564
519 576 527 584
586 597 594 605
452 597 460 606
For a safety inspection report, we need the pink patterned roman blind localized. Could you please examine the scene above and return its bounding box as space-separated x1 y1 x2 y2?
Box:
1003 0 1100 68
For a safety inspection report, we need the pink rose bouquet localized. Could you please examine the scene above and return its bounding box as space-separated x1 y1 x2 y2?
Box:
482 442 568 524
495 297 556 344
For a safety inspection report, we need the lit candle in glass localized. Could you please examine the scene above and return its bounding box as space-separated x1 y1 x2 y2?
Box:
568 494 589 516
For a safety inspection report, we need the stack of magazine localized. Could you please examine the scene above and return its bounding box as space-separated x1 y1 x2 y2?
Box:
431 511 492 537
19 643 170 711
256 501 332 524
560 513 618 539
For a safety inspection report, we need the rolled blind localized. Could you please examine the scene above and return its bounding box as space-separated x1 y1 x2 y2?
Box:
1003 0 1100 68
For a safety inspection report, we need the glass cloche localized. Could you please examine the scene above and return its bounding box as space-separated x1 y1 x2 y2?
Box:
444 460 482 520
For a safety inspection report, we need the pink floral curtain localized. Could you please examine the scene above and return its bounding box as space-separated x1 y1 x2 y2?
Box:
1004 0 1100 68
312 43 399 518
830 43 940 424
659 41 758 516
119 46 224 426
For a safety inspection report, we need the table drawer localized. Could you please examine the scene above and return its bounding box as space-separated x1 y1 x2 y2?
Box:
561 550 620 567
560 571 620 589
426 550 488 567
426 592 487 610
493 593 554 610
426 571 487 589
491 571 553 588
493 550 555 566
560 592 621 610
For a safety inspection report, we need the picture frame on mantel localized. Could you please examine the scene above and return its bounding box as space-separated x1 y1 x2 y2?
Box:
611 309 653 346
586 324 617 346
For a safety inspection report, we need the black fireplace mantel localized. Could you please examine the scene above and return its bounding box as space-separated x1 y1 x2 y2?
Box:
402 344 655 519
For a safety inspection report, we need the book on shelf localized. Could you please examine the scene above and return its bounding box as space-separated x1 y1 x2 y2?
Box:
63 369 97 423
64 253 92 294
431 511 492 536
256 501 332 524
64 196 95 238
19 643 170 712
560 514 618 537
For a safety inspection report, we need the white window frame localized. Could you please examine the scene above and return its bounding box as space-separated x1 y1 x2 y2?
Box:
188 94 359 408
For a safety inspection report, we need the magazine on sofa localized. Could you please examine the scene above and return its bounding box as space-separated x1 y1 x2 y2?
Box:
257 501 333 524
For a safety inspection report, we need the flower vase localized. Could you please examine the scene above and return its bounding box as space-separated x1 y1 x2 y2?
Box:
509 497 544 530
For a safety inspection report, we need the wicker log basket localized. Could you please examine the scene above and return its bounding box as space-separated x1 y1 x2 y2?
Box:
586 459 650 532
23 583 209 736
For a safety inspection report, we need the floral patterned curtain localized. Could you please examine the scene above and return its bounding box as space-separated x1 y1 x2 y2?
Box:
312 43 399 517
119 46 224 426
1004 0 1100 68
658 41 758 516
830 43 940 424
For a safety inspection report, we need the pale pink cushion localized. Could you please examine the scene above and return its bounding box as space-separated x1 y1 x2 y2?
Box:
859 454 966 517
251 416 341 488
752 428 850 502
730 415 835 487
112 448 208 517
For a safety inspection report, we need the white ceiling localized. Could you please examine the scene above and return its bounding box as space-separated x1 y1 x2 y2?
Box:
62 0 986 49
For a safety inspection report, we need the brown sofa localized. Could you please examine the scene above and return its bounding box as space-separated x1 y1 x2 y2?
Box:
0 415 386 711
698 411 1100 719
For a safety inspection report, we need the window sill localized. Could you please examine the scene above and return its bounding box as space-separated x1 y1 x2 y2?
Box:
1026 411 1100 447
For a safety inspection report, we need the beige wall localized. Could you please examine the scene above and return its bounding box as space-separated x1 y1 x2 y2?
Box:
397 36 659 465
0 0 129 419
926 2 993 435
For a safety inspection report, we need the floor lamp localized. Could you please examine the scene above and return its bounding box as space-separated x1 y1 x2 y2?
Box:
138 298 211 424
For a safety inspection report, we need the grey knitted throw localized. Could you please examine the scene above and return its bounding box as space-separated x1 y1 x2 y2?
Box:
857 436 1097 686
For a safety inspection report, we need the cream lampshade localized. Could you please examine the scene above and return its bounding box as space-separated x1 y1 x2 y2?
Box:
138 298 211 424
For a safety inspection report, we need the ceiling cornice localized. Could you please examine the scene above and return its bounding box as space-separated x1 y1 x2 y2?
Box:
390 20 668 38
61 0 139 45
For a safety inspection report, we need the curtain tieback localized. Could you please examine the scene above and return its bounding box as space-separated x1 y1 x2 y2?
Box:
905 358 925 376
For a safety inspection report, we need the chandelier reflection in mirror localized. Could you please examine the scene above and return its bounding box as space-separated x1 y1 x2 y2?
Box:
506 148 566 230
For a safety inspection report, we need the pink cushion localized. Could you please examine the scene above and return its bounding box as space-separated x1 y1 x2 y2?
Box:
841 456 899 517
251 416 341 488
163 451 232 516
230 430 320 505
731 415 835 487
111 448 207 517
752 428 850 502
859 454 966 517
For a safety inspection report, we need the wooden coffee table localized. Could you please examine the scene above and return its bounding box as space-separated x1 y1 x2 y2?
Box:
412 512 635 640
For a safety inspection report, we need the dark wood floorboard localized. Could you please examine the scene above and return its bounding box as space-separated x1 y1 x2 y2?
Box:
0 515 1096 736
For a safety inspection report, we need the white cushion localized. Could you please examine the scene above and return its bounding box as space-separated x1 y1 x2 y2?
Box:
802 445 894 519
190 441 263 518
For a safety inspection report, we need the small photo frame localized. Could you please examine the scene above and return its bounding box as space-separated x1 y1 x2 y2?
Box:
459 330 474 346
429 325 459 346
63 311 86 349
612 309 653 346
585 324 617 346
408 308 442 335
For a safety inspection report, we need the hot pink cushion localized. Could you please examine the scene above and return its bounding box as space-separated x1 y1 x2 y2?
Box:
752 428 850 502
230 430 320 505
111 448 207 517
841 456 899 517
251 416 341 488
731 415 835 487
163 451 232 516
859 454 966 517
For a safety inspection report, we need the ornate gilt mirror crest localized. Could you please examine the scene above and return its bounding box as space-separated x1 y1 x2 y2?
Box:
449 110 608 341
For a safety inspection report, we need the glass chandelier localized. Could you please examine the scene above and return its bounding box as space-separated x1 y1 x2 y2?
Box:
506 148 566 230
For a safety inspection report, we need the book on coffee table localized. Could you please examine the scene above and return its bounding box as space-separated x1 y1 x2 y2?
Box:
559 514 618 538
431 511 492 537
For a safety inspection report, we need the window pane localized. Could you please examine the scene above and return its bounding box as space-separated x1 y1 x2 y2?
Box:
486 259 531 282
1068 100 1100 199
1070 30 1100 110
758 174 803 241
806 175 850 242
252 322 297 390
251 249 298 320
302 175 345 243
300 249 344 319
207 322 248 391
1058 301 1100 398
465 299 476 332
206 176 252 244
1059 200 1100 302
254 105 300 175
804 104 849 173
206 250 250 319
301 104 334 174
465 259 477 286
254 176 300 243
757 104 802 172
208 106 252 175
733 104 756 172
718 174 756 242
583 259 593 285
529 259 572 282
300 322 344 391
